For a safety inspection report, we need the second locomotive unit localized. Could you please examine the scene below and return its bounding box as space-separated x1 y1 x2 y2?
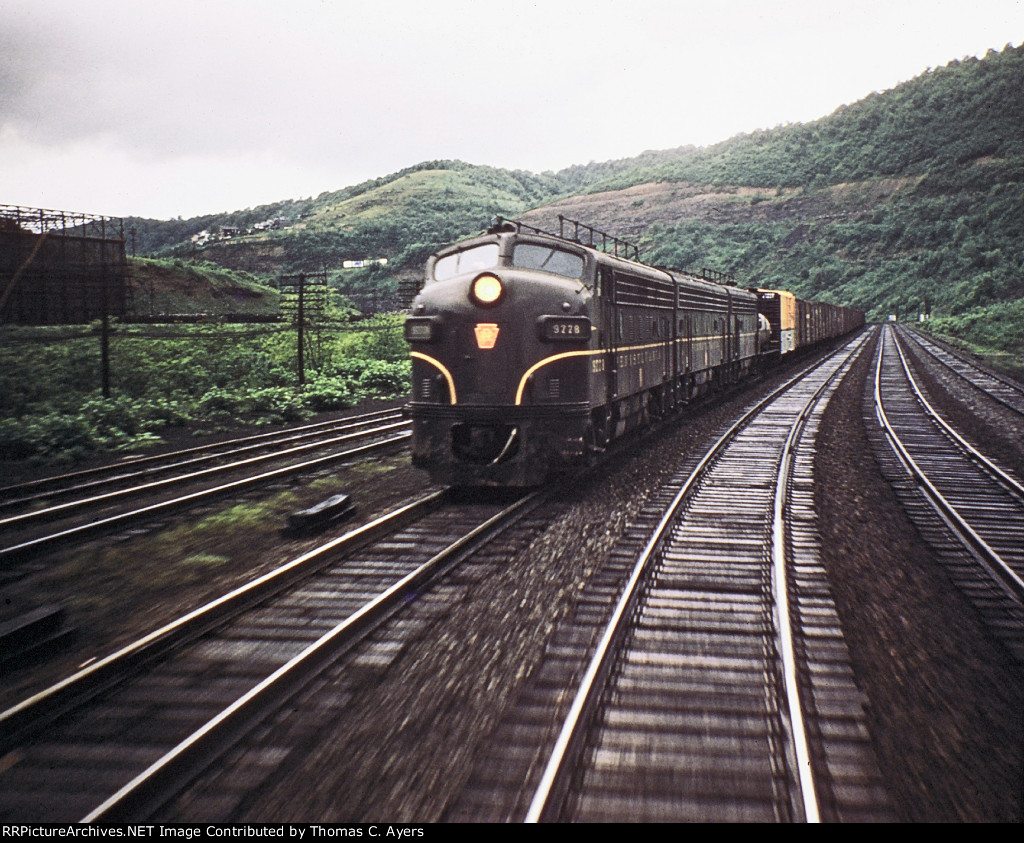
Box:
404 216 784 486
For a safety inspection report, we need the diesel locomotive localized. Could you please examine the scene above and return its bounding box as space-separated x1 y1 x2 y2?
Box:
404 216 862 486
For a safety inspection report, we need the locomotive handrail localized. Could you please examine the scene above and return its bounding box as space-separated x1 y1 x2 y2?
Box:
487 215 753 287
557 215 640 261
488 214 640 261
488 214 552 238
699 267 737 286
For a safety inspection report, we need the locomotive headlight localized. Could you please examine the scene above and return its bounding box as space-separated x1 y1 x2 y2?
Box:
471 273 504 307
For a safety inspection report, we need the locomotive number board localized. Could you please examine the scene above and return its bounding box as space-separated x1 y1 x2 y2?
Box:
538 316 592 341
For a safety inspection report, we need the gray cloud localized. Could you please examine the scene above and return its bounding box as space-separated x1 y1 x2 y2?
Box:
2 0 1022 218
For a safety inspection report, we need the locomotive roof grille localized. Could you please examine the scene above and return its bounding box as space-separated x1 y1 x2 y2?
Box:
614 273 676 308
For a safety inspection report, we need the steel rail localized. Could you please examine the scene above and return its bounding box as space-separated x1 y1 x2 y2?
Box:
0 409 404 508
524 333 867 822
81 489 544 822
0 488 445 751
769 355 854 823
0 431 411 563
891 330 1024 502
874 327 1024 602
0 419 409 530
898 327 1024 415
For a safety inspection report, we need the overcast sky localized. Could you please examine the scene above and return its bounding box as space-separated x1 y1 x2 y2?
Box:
1 0 1021 220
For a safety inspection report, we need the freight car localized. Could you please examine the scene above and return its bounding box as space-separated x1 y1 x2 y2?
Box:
405 216 862 486
756 289 864 355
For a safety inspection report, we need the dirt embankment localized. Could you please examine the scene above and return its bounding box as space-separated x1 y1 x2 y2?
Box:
519 177 919 244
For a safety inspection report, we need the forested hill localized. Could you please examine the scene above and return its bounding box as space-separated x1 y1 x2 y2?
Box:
558 43 1024 193
545 42 1024 356
132 43 1024 358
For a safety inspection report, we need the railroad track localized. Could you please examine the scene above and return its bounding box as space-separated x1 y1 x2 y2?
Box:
453 329 892 822
0 408 411 564
896 326 1024 416
0 408 407 508
0 486 544 822
871 325 1024 658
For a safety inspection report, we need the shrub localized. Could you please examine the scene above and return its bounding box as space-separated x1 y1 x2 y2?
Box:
0 412 94 462
302 377 354 411
196 387 240 419
80 396 141 446
337 357 410 395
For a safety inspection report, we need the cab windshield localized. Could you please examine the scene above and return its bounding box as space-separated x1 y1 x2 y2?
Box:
433 244 499 281
512 244 584 279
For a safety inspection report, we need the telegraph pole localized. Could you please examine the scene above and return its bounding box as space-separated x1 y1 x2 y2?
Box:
297 272 305 385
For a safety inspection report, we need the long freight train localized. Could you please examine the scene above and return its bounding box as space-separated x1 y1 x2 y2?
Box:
404 216 863 486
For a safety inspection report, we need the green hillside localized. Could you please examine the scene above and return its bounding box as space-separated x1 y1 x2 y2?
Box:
128 161 560 313
536 45 1024 342
564 46 1024 193
130 44 1024 361
128 257 281 316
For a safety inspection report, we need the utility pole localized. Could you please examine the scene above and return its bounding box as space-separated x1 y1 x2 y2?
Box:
280 271 327 385
100 218 111 398
297 272 305 386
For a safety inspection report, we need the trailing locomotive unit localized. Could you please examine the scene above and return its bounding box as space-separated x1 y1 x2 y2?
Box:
404 216 764 486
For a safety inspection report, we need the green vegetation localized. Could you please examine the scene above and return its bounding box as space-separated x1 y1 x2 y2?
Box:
121 45 1024 367
0 316 409 463
564 45 1024 193
133 162 560 278
920 299 1024 378
128 257 281 316
639 171 1024 328
589 44 1024 362
9 43 1021 465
